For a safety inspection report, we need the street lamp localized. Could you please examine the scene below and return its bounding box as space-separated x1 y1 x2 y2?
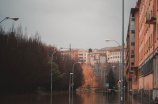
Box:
50 48 62 104
105 39 121 46
0 17 19 24
105 39 121 88
69 73 73 92
105 39 123 103
72 62 82 91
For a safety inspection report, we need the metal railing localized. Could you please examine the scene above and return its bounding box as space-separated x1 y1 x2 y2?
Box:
146 11 156 22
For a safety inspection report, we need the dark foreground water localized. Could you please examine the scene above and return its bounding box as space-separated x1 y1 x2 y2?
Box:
0 92 150 104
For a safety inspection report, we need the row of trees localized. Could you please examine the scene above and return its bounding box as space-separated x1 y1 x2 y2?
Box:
0 26 83 94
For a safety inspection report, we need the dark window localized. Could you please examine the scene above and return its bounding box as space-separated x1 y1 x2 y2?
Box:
131 63 134 66
132 50 134 54
131 67 134 70
131 55 135 58
132 13 135 17
131 30 135 33
131 18 135 21
131 42 135 46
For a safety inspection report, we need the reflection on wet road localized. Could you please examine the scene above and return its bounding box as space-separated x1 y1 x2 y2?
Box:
0 92 150 104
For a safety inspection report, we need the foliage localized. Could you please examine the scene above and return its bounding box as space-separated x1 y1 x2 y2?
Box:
0 26 83 93
52 62 64 81
106 68 116 89
81 64 98 89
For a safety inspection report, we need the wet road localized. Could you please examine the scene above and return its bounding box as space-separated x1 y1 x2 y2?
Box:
0 92 150 104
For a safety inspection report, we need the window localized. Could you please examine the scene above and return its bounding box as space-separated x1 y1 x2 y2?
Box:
131 42 135 46
131 63 134 66
131 30 135 33
131 55 135 58
132 50 134 54
132 13 135 17
132 38 135 42
131 18 135 21
132 26 135 30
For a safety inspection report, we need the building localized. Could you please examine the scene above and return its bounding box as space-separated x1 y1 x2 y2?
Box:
60 49 79 61
100 46 126 64
125 0 158 101
125 7 139 93
78 49 98 63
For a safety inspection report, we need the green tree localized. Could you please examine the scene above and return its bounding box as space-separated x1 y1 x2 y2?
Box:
106 68 116 89
52 62 64 81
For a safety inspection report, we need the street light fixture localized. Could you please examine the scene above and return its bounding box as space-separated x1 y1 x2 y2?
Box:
50 48 62 104
69 73 73 92
0 17 19 24
105 39 121 46
105 39 123 103
72 62 82 91
105 39 121 84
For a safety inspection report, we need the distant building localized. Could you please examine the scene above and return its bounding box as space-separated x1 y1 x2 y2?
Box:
100 46 126 64
60 49 79 61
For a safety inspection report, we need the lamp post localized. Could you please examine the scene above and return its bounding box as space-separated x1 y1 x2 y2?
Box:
72 62 82 91
105 39 124 104
60 44 71 59
50 48 62 104
69 73 73 104
69 73 73 92
50 50 57 104
105 39 121 90
0 17 19 24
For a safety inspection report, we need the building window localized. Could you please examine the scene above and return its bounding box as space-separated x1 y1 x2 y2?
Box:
131 50 134 54
131 18 135 21
131 55 135 58
132 13 135 17
131 63 134 66
131 42 135 46
132 26 135 30
132 38 135 42
131 30 135 33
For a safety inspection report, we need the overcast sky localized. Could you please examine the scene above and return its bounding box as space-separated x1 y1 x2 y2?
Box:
0 0 138 49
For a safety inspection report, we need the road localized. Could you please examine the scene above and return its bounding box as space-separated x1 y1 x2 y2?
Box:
0 92 150 104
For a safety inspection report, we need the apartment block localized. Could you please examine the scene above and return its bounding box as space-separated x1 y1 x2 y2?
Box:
125 0 158 101
100 46 126 64
125 7 139 93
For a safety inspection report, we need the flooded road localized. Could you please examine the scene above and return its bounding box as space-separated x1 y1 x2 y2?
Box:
0 92 150 104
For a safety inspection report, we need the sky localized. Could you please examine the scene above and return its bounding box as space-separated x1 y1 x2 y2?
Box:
0 0 138 49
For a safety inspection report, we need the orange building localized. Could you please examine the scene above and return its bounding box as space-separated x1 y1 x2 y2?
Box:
126 0 158 100
125 7 139 93
60 49 79 61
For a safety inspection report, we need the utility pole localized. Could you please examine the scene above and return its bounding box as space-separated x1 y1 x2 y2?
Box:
69 44 71 60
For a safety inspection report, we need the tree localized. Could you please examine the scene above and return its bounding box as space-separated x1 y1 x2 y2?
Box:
106 68 116 89
81 64 98 89
52 62 64 81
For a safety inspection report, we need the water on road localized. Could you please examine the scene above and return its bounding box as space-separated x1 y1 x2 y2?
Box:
0 92 150 104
